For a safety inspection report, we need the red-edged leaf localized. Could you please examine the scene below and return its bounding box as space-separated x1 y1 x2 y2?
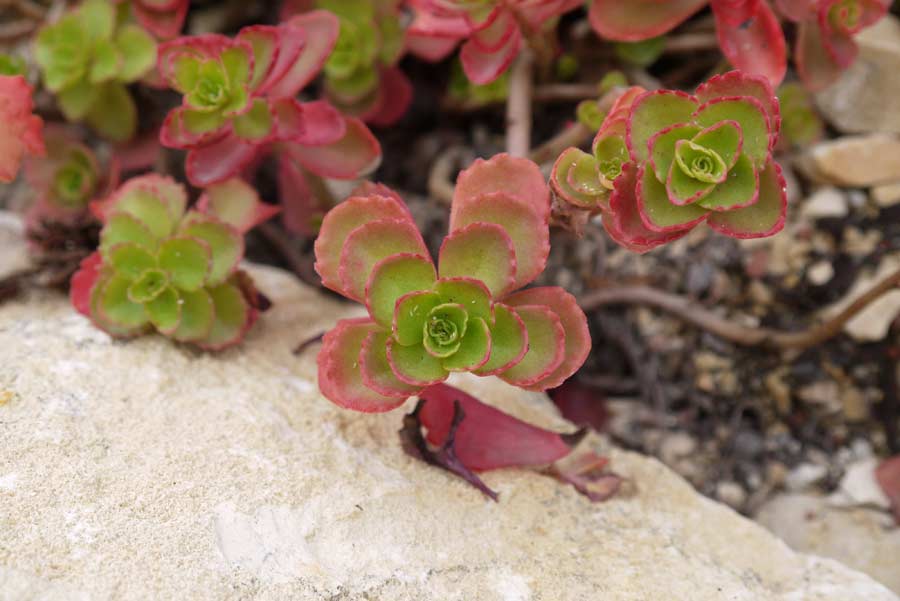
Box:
460 25 521 85
282 116 381 179
497 304 565 388
360 329 423 398
132 0 188 39
265 10 340 98
548 379 610 432
417 382 578 471
196 177 280 233
588 0 707 41
695 70 781 150
796 20 844 91
271 98 346 146
185 134 259 187
438 222 516 298
70 252 103 317
503 287 591 391
317 317 409 413
707 158 787 238
712 0 787 86
876 455 900 524
363 67 413 127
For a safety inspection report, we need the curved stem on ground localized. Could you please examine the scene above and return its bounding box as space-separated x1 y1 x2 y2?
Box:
579 267 900 351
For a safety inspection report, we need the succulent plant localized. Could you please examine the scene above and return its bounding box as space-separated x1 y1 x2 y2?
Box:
70 175 279 349
448 58 509 106
0 75 45 184
283 0 412 126
775 0 890 90
553 71 787 252
34 0 157 142
114 0 189 39
158 11 381 191
315 154 591 412
407 0 582 84
588 0 787 86
0 54 26 77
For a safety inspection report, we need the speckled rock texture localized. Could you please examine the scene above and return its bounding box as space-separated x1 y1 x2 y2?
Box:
0 215 897 601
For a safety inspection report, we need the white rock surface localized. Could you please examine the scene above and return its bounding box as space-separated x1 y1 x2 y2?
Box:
757 494 900 595
0 218 897 601
799 134 900 187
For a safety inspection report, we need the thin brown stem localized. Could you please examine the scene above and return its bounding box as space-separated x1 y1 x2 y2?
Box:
533 83 602 103
579 267 900 351
664 32 719 53
427 146 470 205
256 223 319 288
506 49 534 157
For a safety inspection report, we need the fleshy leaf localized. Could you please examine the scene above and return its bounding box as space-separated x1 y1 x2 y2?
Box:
422 303 467 358
876 455 900 524
282 116 381 179
497 305 564 388
200 281 251 350
185 134 257 188
115 24 157 83
386 337 449 386
0 75 45 183
442 316 491 372
178 216 243 285
551 147 608 209
100 212 158 254
339 218 429 302
70 252 103 317
432 278 492 323
145 286 181 333
588 0 707 41
695 70 781 146
418 383 576 471
98 274 148 328
459 25 520 85
648 123 702 183
157 237 212 291
627 91 698 163
108 242 155 280
641 163 709 231
697 154 759 212
394 290 442 346
197 178 280 233
366 254 437 328
266 11 341 98
438 222 516 298
318 318 408 412
503 287 591 391
474 303 527 376
86 83 137 143
360 330 422 397
707 159 786 238
693 97 771 167
171 288 215 342
712 0 787 85
691 121 743 171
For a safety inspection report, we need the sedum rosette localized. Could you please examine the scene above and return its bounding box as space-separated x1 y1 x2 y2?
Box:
552 71 788 253
315 154 591 412
34 0 157 141
71 175 279 350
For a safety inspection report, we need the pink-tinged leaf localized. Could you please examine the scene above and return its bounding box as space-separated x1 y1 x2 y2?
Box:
452 153 550 223
551 147 609 210
0 75 45 183
474 303 528 376
158 34 238 88
547 449 623 502
197 178 280 233
796 20 844 91
158 107 227 150
92 173 187 226
132 0 187 39
185 134 259 187
235 25 283 92
548 379 610 432
497 304 565 388
271 98 346 146
707 158 787 238
460 25 521 85
70 252 103 317
438 222 516 298
338 218 430 302
712 0 787 86
277 154 321 235
114 132 162 173
775 0 817 21
361 329 422 398
818 0 888 66
638 162 708 232
468 8 517 53
363 67 414 127
417 383 577 471
314 193 414 295
588 0 707 41
367 253 438 328
626 90 698 164
283 116 381 179
265 10 340 98
503 287 591 391
876 455 900 524
318 317 408 412
604 162 692 253
695 70 781 149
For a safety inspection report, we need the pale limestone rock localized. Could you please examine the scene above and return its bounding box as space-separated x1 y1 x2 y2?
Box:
0 217 897 601
802 187 848 219
799 134 900 187
757 494 900 595
815 17 900 134
872 182 900 208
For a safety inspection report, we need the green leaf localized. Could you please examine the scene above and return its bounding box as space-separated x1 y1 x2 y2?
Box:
442 316 491 372
614 36 666 67
171 288 215 342
648 123 700 182
673 140 726 184
203 281 250 349
86 82 137 142
35 16 89 92
90 38 121 83
221 46 251 90
232 98 273 141
641 164 708 229
78 0 115 41
628 91 697 162
367 255 437 327
593 134 631 186
101 212 158 255
145 285 181 333
387 339 448 385
422 303 467 358
108 242 156 280
0 54 26 76
115 24 157 83
694 98 770 167
127 268 170 303
178 216 242 285
99 273 148 327
497 305 563 388
667 160 715 204
707 159 785 238
360 329 420 396
475 304 526 376
325 64 378 104
157 237 212 291
691 121 742 171
171 55 201 93
394 290 441 346
432 279 492 322
183 108 225 135
697 154 758 211
57 77 99 121
438 224 514 298
112 189 175 239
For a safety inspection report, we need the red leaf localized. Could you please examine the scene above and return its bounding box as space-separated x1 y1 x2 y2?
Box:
70 252 103 318
548 379 610 432
876 455 900 524
712 0 787 85
417 383 581 472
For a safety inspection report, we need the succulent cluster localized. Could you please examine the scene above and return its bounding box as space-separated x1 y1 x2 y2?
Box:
316 154 590 412
553 71 787 252
158 10 382 212
0 75 45 184
407 0 581 84
777 0 891 90
71 175 278 349
35 0 157 141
